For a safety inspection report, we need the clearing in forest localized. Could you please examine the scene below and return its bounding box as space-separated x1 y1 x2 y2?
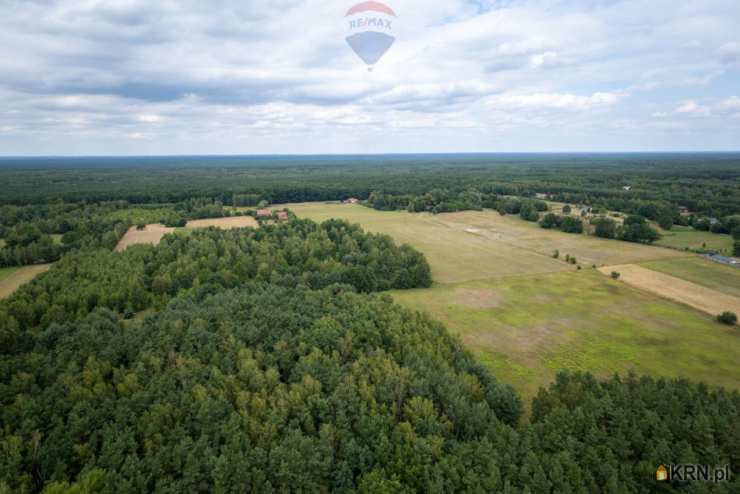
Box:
599 264 740 317
283 202 740 404
283 203 686 283
390 270 740 404
115 224 175 252
186 216 258 229
0 264 52 299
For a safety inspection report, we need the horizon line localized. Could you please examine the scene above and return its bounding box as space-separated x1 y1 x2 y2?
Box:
2 150 740 159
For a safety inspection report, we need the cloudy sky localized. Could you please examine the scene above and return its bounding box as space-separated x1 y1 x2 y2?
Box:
1 0 739 155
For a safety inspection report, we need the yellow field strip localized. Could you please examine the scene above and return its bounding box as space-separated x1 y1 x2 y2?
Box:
186 216 258 229
115 224 175 252
0 264 52 299
599 264 740 316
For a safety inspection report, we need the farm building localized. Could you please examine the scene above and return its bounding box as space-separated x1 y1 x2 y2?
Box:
276 211 289 221
256 209 272 218
345 198 360 204
623 186 632 191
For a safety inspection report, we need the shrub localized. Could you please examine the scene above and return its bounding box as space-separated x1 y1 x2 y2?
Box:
593 217 617 239
624 215 647 226
620 223 660 244
568 257 577 265
658 215 674 230
560 217 584 234
552 249 560 259
611 271 620 280
540 213 562 229
717 312 737 326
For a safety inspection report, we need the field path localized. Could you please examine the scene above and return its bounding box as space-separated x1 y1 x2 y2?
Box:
0 264 52 299
600 264 740 316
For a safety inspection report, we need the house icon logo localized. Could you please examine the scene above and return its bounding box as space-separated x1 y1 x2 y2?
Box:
656 465 668 481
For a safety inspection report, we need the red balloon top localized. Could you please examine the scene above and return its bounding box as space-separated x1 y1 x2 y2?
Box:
345 2 397 17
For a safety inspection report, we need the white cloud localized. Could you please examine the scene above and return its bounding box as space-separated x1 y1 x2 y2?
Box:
0 0 738 153
675 101 712 116
719 96 740 111
137 114 163 123
487 91 624 111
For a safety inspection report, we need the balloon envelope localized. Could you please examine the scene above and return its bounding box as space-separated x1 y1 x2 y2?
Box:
345 32 395 66
344 1 396 67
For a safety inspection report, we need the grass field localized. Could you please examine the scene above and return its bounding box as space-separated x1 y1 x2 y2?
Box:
655 226 733 254
0 267 15 282
390 270 740 403
0 264 51 299
284 202 740 404
284 203 686 283
640 257 740 298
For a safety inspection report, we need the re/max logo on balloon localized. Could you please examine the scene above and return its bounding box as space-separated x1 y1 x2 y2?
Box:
345 1 397 71
348 17 393 30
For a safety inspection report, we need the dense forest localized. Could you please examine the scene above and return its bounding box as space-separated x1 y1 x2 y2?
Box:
2 155 739 256
1 216 738 492
1 154 739 219
0 199 237 267
1 156 739 491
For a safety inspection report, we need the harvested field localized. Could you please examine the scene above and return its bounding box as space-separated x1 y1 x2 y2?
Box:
186 216 258 229
115 224 174 252
600 264 740 316
0 264 52 299
282 203 687 283
640 257 740 298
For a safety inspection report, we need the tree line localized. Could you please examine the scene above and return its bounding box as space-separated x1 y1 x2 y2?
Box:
1 155 738 219
0 199 238 267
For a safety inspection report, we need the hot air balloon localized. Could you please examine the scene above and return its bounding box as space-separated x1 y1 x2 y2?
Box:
345 1 397 70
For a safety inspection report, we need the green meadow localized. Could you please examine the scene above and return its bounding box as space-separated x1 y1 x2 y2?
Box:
655 225 734 254
286 202 740 404
640 257 740 298
0 267 16 282
390 271 740 403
